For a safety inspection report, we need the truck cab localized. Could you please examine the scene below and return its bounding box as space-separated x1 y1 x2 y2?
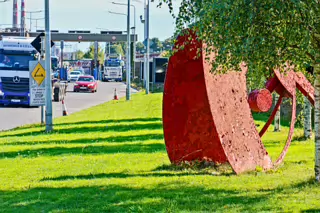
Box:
103 54 124 82
0 36 37 106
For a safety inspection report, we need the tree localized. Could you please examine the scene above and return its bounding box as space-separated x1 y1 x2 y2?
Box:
76 50 85 60
150 37 163 52
159 0 320 181
110 44 125 56
162 37 173 51
83 43 104 62
136 42 145 53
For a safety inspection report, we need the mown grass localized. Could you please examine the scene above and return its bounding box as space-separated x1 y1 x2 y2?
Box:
0 92 319 213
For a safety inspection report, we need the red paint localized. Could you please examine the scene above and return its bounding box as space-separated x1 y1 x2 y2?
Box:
163 29 316 174
163 32 272 174
248 89 273 112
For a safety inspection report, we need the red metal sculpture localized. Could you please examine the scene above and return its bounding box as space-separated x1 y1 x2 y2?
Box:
163 31 315 174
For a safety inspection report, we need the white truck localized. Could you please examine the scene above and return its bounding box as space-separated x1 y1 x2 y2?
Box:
0 36 37 106
103 54 124 82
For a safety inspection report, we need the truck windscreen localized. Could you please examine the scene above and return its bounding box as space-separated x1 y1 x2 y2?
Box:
0 53 36 71
105 60 121 67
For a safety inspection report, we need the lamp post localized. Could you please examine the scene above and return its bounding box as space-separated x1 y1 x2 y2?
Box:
97 28 111 58
108 11 135 81
25 10 43 31
140 0 150 94
25 17 44 31
111 2 136 80
108 8 132 101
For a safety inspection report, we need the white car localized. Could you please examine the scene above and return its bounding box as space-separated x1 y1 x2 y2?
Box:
68 71 82 82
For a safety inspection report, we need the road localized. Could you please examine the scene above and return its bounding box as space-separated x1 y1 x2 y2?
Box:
0 82 137 131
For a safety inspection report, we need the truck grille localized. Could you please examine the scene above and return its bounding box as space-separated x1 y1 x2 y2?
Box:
5 95 28 101
1 77 29 93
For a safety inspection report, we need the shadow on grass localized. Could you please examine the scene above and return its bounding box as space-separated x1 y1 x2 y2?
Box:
12 117 163 131
301 209 320 213
0 143 166 159
40 171 216 182
3 133 164 146
0 122 163 138
0 183 272 212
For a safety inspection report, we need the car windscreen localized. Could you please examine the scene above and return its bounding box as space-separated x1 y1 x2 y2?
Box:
0 53 37 71
78 77 94 82
70 71 81 75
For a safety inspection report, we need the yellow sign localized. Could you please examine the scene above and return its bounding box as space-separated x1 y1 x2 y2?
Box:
31 63 46 86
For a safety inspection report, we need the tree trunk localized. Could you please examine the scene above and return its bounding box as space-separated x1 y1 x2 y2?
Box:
274 94 281 132
314 63 320 182
304 96 312 139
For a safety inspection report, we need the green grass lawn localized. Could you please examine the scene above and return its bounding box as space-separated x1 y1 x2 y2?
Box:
0 92 319 213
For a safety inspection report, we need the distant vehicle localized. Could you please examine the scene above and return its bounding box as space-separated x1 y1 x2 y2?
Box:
103 54 124 82
73 75 97 93
51 56 59 71
68 70 82 82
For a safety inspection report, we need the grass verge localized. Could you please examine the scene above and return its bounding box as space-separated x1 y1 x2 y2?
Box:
0 92 319 212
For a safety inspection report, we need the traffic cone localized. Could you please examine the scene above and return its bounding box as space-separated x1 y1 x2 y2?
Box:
113 88 118 100
62 99 68 116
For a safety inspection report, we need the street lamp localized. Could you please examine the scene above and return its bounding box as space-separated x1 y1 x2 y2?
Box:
108 9 133 101
26 17 44 31
25 10 43 31
140 0 150 94
111 2 136 79
108 10 135 79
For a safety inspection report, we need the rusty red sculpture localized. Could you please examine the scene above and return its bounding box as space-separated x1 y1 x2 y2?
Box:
162 31 315 174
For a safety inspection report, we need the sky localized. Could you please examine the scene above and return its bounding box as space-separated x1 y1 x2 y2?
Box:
0 0 181 51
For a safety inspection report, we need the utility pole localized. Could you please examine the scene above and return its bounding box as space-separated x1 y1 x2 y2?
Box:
126 0 131 100
94 41 98 80
144 0 150 94
44 0 53 132
40 36 45 125
111 2 136 81
60 40 64 79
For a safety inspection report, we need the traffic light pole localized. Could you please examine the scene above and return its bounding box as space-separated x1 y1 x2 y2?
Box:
44 0 53 132
126 0 131 101
40 36 45 125
94 41 98 80
144 0 150 94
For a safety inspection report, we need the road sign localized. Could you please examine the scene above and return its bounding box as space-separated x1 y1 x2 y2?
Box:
112 36 116 41
78 35 83 40
31 62 46 85
29 60 46 106
31 32 55 54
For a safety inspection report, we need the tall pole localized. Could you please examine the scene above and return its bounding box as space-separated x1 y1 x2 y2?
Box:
30 13 32 31
94 41 98 80
126 0 131 101
60 40 64 69
40 36 45 125
45 0 53 132
12 0 18 28
20 0 26 36
132 5 136 81
111 2 136 81
145 0 150 94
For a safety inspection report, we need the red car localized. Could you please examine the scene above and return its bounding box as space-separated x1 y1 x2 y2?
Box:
73 75 98 93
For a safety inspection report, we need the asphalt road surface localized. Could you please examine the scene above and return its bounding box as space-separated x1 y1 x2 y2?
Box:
0 82 137 131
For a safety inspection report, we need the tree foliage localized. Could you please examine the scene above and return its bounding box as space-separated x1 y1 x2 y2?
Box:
76 50 85 60
83 43 104 62
157 0 320 74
